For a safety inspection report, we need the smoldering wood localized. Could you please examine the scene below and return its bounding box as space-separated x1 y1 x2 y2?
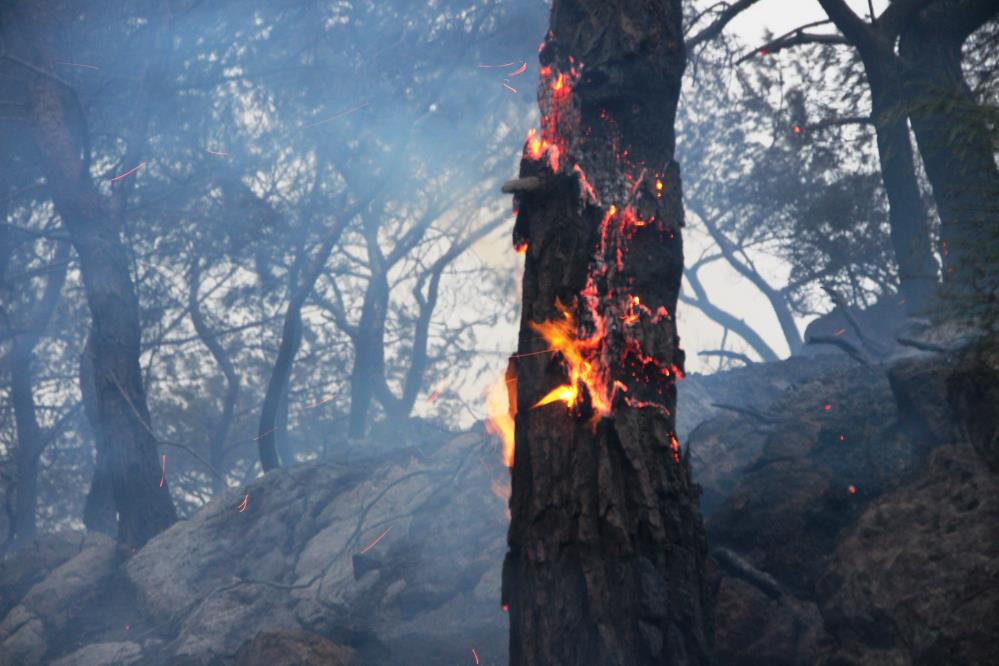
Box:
502 1 709 664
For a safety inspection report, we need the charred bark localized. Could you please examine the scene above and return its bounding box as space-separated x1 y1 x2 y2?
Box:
899 1 999 286
14 2 176 547
502 2 710 665
81 331 116 536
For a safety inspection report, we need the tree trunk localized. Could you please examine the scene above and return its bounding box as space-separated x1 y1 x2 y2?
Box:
348 269 389 437
900 3 999 286
502 2 710 664
8 241 67 546
258 303 302 471
10 341 42 546
188 261 240 492
817 0 940 314
867 66 940 312
18 3 176 547
81 332 117 536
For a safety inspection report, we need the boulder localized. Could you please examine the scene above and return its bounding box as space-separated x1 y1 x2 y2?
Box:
125 432 510 663
50 641 142 666
947 345 999 472
818 445 999 665
233 629 355 666
0 533 117 665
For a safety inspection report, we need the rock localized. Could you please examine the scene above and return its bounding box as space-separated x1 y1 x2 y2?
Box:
0 531 84 617
0 533 116 665
50 641 142 666
888 352 959 447
712 575 829 666
233 630 356 666
818 445 999 665
125 432 510 663
947 344 999 472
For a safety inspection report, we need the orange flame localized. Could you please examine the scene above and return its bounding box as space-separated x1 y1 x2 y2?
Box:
529 301 611 416
486 375 516 467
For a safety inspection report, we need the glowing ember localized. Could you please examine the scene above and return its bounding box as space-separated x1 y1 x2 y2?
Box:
514 241 529 254
360 526 393 554
238 494 249 512
503 82 518 94
834 328 846 336
848 485 856 494
159 454 166 488
472 648 481 665
307 394 336 409
669 433 681 463
486 375 516 467
823 403 832 411
508 62 528 77
793 125 802 134
427 380 448 404
110 161 146 182
501 603 509 612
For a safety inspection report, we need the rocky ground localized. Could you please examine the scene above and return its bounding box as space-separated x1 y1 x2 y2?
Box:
0 337 996 665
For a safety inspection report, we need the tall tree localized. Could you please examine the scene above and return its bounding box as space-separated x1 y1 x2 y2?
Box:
746 1 941 313
899 0 999 284
9 1 176 546
502 1 709 664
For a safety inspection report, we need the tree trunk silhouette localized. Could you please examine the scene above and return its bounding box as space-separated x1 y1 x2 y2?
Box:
188 260 240 493
502 2 710 664
9 242 67 546
817 0 940 313
80 332 116 535
16 3 176 547
899 1 999 285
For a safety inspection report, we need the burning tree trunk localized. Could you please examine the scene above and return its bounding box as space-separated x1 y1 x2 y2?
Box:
501 2 709 664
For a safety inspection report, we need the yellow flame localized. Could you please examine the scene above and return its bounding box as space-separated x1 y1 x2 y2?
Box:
529 301 611 415
485 375 516 467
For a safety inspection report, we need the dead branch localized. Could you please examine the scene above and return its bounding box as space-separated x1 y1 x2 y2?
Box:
806 334 872 365
699 349 755 365
501 176 542 194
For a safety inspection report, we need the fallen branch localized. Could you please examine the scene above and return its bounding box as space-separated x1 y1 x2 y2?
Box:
806 334 872 365
699 349 754 365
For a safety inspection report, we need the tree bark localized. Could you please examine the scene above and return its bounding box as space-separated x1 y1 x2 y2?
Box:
81 332 117 536
899 0 999 285
16 3 176 547
502 2 710 664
